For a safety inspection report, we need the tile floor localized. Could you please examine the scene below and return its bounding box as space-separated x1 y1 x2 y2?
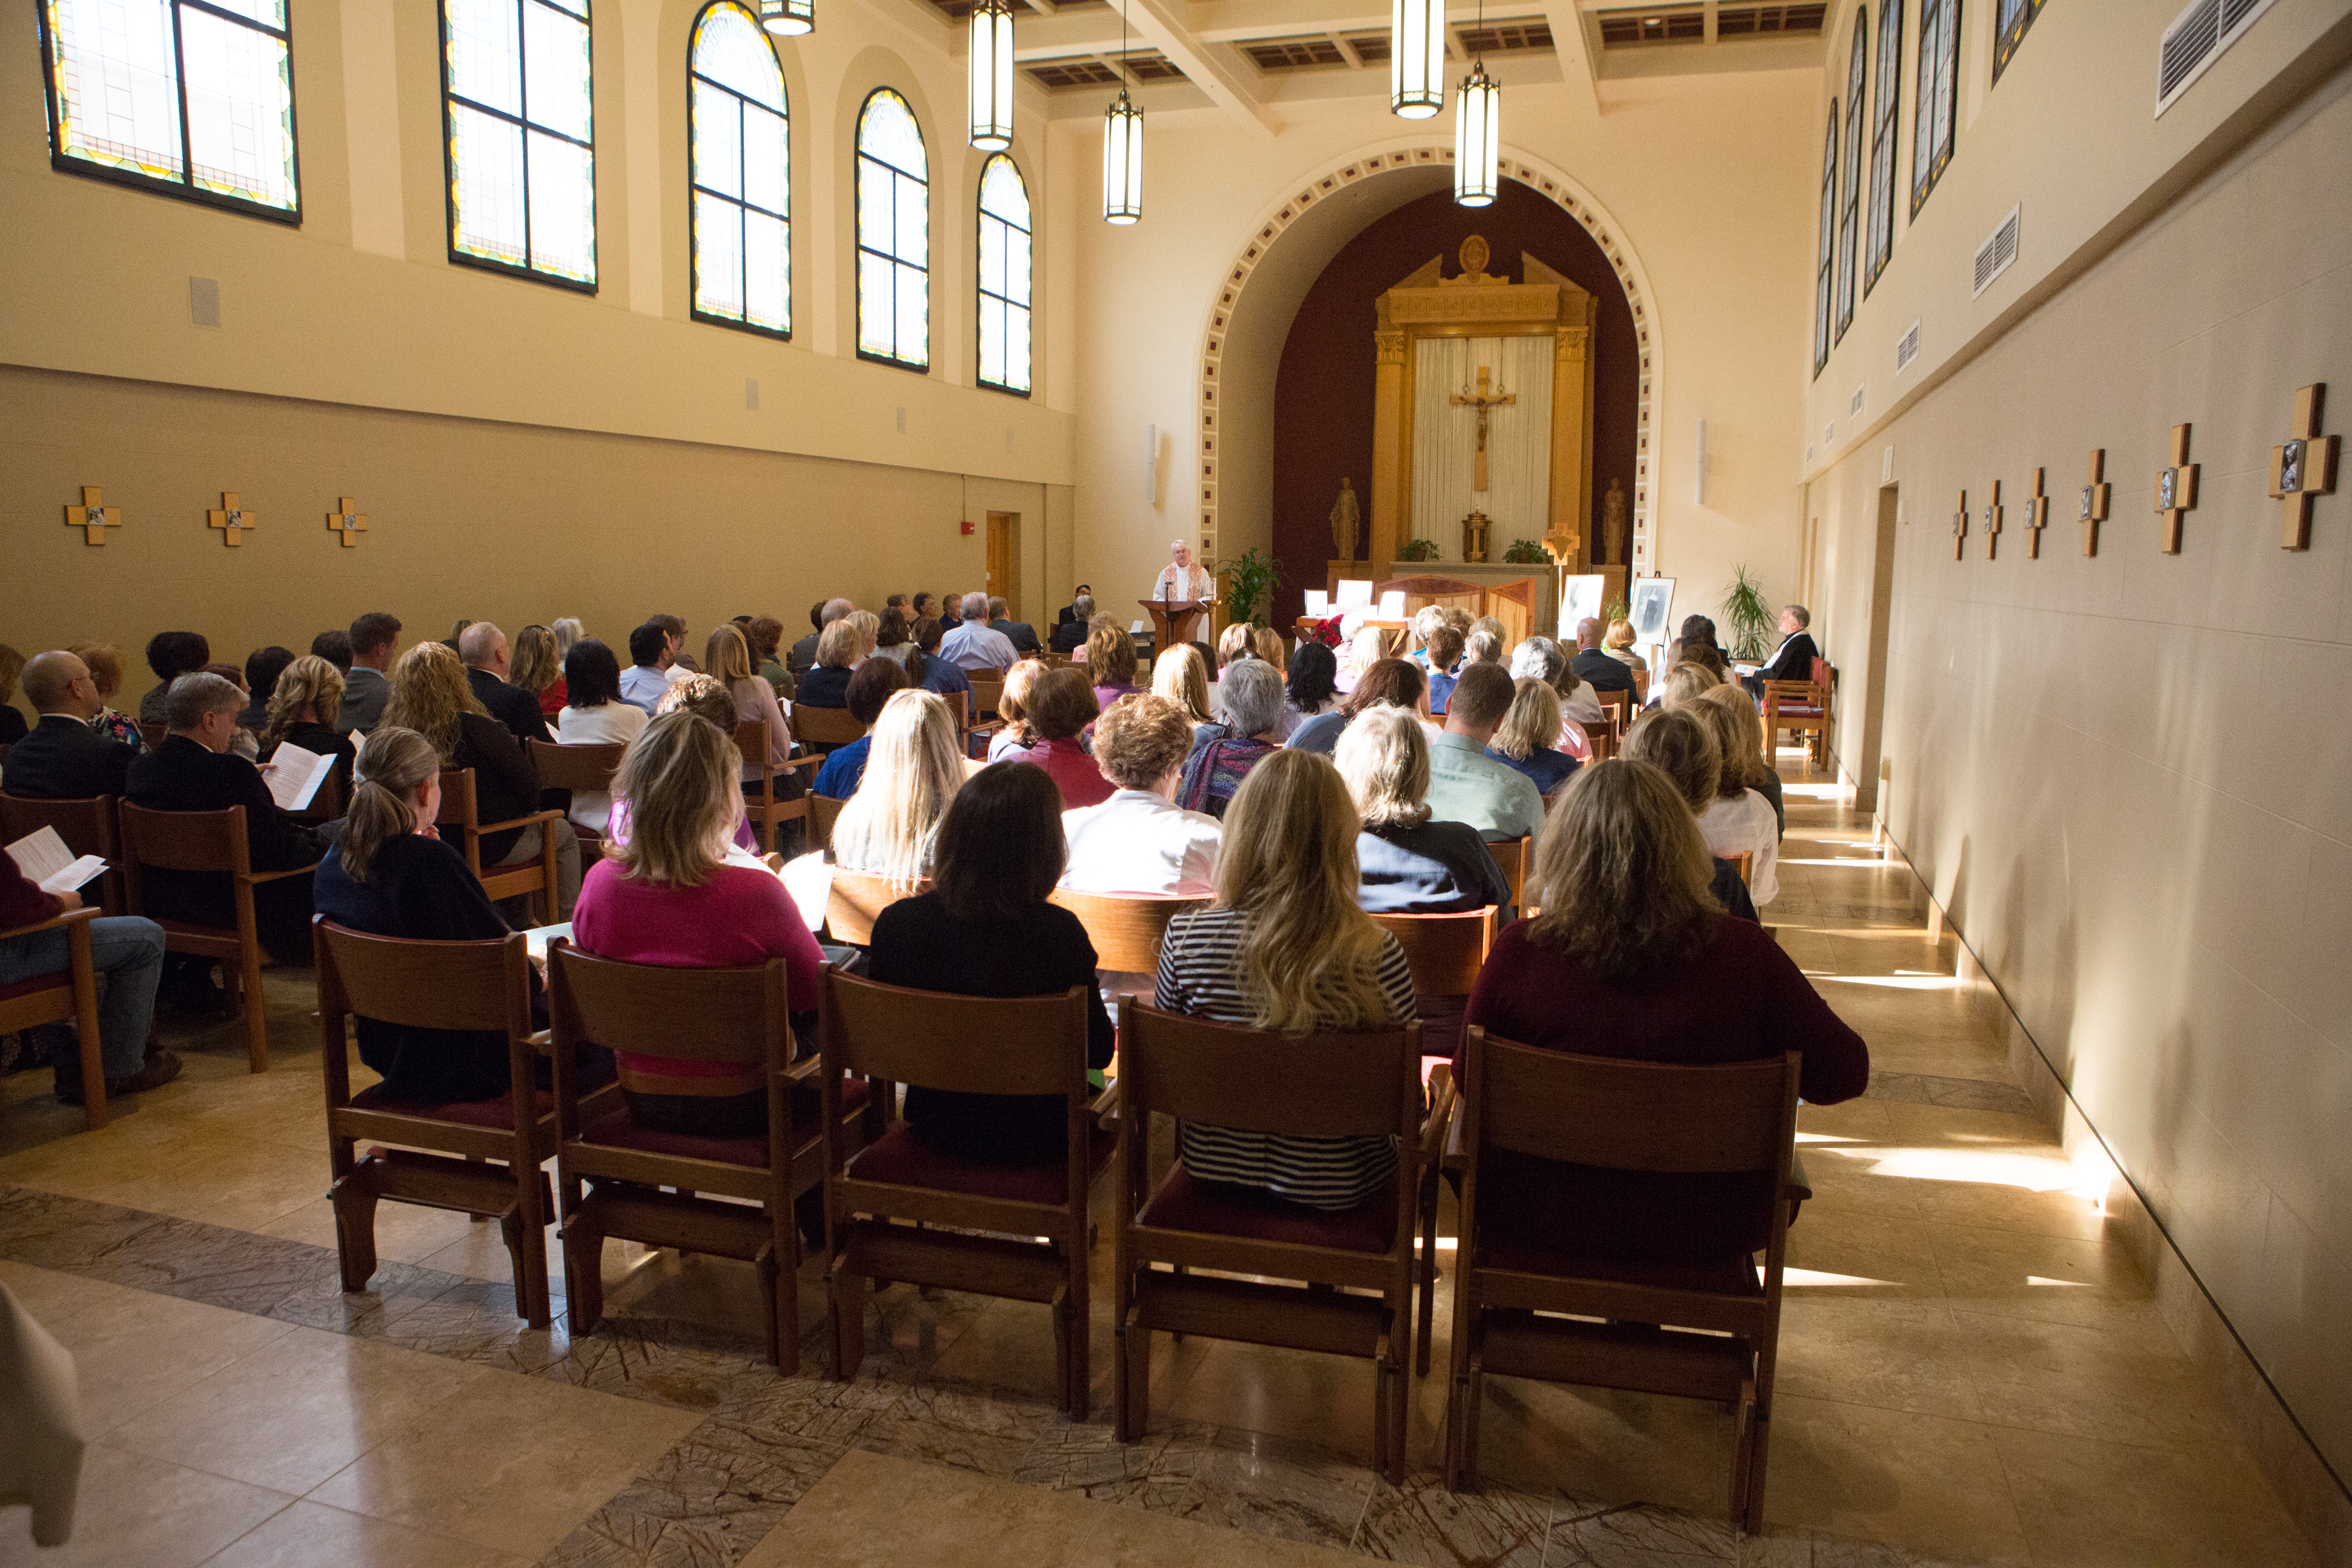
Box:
0 771 2326 1567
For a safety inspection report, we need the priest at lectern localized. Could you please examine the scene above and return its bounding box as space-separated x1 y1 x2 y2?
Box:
1151 540 1215 604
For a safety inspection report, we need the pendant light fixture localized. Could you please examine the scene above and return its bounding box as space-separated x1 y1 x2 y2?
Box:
757 0 812 37
969 0 1015 152
1454 62 1498 204
1103 0 1142 223
1390 0 1444 118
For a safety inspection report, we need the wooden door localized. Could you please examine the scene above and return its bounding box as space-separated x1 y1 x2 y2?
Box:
985 512 1019 619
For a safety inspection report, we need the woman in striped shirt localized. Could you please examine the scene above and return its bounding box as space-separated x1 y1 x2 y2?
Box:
1152 749 1418 1211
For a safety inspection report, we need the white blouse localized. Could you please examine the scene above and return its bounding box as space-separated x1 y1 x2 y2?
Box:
555 701 648 832
1698 789 1780 906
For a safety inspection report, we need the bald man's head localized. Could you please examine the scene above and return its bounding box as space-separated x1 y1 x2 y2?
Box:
21 651 97 719
1575 617 1604 650
457 621 508 674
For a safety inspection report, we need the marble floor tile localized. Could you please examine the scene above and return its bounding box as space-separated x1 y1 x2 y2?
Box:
0 1440 292 1568
1761 1396 2031 1564
1924 1220 2160 1332
199 1499 532 1568
1166 1337 1388 1465
1349 1471 1551 1565
257 1194 485 1268
1461 1378 1738 1517
1774 1297 1978 1421
849 1380 1062 1479
361 1279 579 1373
1990 1424 2317 1568
1945 1308 2225 1453
1548 1502 1739 1565
1164 1429 1375 1551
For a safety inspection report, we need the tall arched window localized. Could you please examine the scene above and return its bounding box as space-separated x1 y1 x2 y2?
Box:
1910 0 1959 218
1812 101 1837 381
1863 0 1903 295
1993 0 2044 84
856 88 928 370
1833 12 1866 346
39 0 300 219
690 3 789 336
975 154 1032 397
442 0 596 287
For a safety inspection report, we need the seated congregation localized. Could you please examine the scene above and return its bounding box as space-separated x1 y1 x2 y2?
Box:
0 591 1848 1516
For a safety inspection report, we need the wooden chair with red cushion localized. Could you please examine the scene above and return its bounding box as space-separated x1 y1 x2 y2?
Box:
820 868 928 947
527 739 626 859
791 706 865 754
435 768 562 924
314 916 619 1327
1761 658 1833 772
820 968 1104 1418
734 721 821 857
0 794 123 915
1112 1002 1422 1481
0 907 109 1130
808 794 847 856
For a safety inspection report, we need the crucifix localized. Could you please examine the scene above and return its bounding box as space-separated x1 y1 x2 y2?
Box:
65 485 122 545
1451 365 1516 494
2023 467 2050 558
2080 449 2110 555
1982 480 2005 560
1952 489 1968 561
208 491 257 547
2269 383 2338 551
2154 423 2198 554
327 495 368 547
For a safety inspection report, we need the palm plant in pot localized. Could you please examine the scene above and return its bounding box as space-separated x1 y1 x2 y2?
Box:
1720 566 1776 660
1220 547 1284 629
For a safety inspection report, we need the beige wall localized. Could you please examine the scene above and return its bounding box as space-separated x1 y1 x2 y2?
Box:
1807 48 2352 1494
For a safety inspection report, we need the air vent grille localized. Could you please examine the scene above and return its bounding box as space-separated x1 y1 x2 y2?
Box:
1895 319 1921 374
1343 31 1391 62
1850 385 1867 417
1457 19 1554 52
1597 7 1704 46
1025 58 1121 88
1118 50 1184 80
1825 419 1838 447
2157 0 2277 113
1972 206 2021 299
1242 37 1346 71
1716 3 1827 36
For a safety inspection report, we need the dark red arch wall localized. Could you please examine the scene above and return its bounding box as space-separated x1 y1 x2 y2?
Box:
1267 177 1639 625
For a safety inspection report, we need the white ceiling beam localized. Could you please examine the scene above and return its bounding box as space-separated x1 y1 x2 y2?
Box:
1123 0 1284 135
1543 1 1599 114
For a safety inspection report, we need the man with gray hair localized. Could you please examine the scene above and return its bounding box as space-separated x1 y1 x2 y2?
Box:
1051 594 1096 654
1177 658 1283 819
1744 604 1820 696
458 621 551 745
939 591 1017 672
125 672 325 966
788 598 853 676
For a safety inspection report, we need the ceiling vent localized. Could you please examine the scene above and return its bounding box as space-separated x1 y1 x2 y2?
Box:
2157 0 2276 114
1850 385 1867 417
1242 37 1347 71
1596 6 1705 46
1895 319 1921 374
1972 205 2021 299
1457 19 1554 53
1715 3 1827 36
1343 31 1391 62
1025 57 1120 88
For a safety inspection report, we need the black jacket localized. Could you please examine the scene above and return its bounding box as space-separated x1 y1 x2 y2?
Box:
1571 648 1635 693
467 666 551 747
449 712 542 864
990 618 1043 655
0 707 25 745
1048 621 1089 655
2 714 136 800
1756 632 1820 684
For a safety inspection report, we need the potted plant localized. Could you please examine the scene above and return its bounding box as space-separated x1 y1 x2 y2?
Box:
1400 538 1441 563
1501 538 1547 564
1220 547 1284 629
1720 566 1775 660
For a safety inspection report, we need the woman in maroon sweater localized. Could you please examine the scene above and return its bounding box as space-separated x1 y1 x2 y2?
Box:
1463 759 1867 1264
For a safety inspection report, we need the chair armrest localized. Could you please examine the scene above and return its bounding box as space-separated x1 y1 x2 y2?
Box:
0 906 101 942
785 754 822 776
783 1053 826 1086
248 861 322 885
476 809 564 836
969 719 1005 738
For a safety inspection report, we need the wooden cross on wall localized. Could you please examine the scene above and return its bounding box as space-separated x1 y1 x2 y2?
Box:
327 496 368 547
2269 383 2338 551
2023 468 2050 558
1952 489 1968 560
1983 480 2005 560
208 492 257 547
1450 366 1516 494
2081 449 2110 556
65 485 122 545
2153 423 2198 555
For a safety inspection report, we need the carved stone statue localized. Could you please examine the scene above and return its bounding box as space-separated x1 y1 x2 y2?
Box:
1330 476 1360 559
1603 477 1626 564
1461 509 1492 564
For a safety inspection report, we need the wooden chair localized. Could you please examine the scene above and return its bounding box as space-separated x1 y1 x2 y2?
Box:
1595 688 1633 738
137 721 166 752
1370 906 1494 1049
548 942 881 1373
527 739 625 857
290 769 345 827
821 969 1102 1416
1113 1002 1422 1479
968 672 1006 721
436 768 563 923
314 918 618 1328
1728 850 1754 887
808 794 847 855
1631 666 1651 705
1443 1029 1801 1531
1484 836 1532 909
0 794 122 915
822 868 928 946
118 802 312 1072
1762 660 1832 772
734 721 821 855
1047 889 1204 983
791 706 864 754
0 908 109 1130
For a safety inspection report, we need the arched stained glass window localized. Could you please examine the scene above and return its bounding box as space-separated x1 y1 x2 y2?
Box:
856 88 929 370
1911 0 1959 218
975 154 1031 397
442 0 596 287
1863 0 1903 296
1833 12 1866 346
1812 101 1837 381
39 0 300 219
691 2 789 336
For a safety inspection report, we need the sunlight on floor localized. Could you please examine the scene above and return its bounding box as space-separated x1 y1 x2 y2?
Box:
1784 1266 1898 1288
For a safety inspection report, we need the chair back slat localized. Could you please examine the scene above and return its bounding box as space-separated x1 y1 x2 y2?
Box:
433 769 480 830
528 739 626 794
1 793 120 861
1470 1030 1794 1174
1369 908 1493 999
970 674 1005 719
118 801 248 874
315 920 527 1034
732 720 773 778
549 942 785 1065
1122 1002 1417 1139
1485 837 1529 907
825 867 926 945
1729 851 1754 887
809 794 846 854
793 706 864 749
822 968 1086 1096
1048 890 1204 974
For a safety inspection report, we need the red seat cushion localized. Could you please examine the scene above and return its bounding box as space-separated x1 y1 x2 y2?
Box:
350 1083 552 1129
1480 1233 1761 1297
845 1119 1111 1205
1140 1163 1399 1254
582 1077 871 1169
0 972 69 1006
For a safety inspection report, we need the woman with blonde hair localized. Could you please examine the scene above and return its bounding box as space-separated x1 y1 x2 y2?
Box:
1084 621 1141 709
572 711 825 1141
847 609 881 662
1465 759 1865 1262
1154 749 1418 1210
1336 625 1386 696
551 617 587 662
1602 618 1646 672
1151 644 1215 742
1659 660 1723 708
1335 706 1508 917
66 642 142 749
1486 676 1578 796
512 624 566 716
706 623 796 787
1682 696 1780 904
1214 622 1254 675
1251 626 1288 671
259 654 356 794
798 618 864 708
382 641 581 918
987 657 1047 762
830 690 963 889
1694 683 1783 836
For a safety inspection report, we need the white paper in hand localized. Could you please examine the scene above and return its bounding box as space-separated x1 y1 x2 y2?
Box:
781 851 833 933
263 743 336 811
5 827 108 896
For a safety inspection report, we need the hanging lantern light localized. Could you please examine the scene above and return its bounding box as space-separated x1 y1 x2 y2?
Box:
758 0 812 37
1454 60 1498 206
968 0 1015 152
1390 0 1445 118
1103 88 1143 224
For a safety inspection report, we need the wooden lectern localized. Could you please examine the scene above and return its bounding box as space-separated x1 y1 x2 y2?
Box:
1140 599 1209 651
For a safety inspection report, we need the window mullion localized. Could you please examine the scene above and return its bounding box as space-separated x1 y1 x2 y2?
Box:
178 0 289 41
171 1 195 188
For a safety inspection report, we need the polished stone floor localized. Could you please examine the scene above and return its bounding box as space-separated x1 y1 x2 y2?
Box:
0 770 2322 1567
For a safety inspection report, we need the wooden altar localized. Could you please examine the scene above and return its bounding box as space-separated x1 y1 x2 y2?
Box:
1309 568 1550 653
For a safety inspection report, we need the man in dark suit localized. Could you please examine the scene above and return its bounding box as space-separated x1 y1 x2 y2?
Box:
987 596 1043 656
1055 584 1093 629
457 623 551 745
3 651 137 800
125 672 324 965
338 611 400 734
1568 618 1635 695
1744 605 1821 696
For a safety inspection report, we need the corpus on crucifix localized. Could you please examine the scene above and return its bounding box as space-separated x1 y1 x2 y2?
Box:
1452 365 1516 495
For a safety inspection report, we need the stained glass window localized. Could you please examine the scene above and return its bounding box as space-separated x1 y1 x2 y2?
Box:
856 88 928 370
40 0 300 219
690 3 789 336
443 0 596 287
1992 0 2043 84
1833 11 1865 346
1863 0 1902 296
1812 101 1837 381
975 154 1031 397
1911 0 1958 219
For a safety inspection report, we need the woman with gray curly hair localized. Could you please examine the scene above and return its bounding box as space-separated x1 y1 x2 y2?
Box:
1510 633 1604 735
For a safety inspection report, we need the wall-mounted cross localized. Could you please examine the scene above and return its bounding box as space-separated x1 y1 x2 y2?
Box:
2023 468 2050 558
2154 424 2198 555
1982 480 2005 560
2080 449 2110 556
65 485 122 546
327 496 368 547
1952 489 1968 560
2269 383 2338 551
208 492 257 547
1450 366 1516 494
